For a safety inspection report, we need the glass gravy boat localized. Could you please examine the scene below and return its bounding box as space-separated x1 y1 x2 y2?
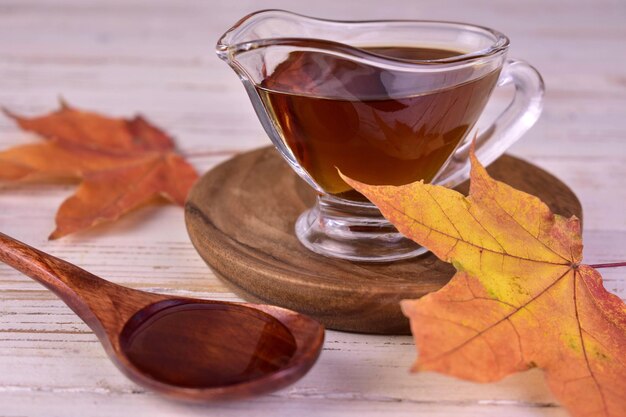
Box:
217 10 544 262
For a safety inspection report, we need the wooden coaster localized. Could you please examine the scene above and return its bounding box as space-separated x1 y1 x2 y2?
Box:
185 147 582 335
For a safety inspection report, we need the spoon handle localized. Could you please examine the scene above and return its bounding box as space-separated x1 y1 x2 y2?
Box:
0 232 113 321
0 232 97 285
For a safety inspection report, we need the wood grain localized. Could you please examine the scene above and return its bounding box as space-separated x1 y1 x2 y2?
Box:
185 147 582 334
0 232 324 401
0 0 624 415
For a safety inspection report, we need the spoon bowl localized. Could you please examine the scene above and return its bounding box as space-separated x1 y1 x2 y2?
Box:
0 232 324 401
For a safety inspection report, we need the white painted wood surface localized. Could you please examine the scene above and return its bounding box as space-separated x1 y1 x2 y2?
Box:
0 0 624 416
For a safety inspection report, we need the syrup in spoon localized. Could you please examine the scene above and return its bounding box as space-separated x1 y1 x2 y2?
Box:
0 232 324 401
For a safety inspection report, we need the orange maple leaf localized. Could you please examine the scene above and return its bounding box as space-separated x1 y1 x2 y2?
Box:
341 149 626 417
0 102 198 239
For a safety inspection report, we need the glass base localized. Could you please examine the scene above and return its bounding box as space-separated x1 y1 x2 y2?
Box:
295 195 428 262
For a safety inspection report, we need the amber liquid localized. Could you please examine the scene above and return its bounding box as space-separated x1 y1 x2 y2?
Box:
121 302 297 388
257 46 500 201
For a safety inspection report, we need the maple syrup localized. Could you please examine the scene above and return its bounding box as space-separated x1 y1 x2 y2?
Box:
257 46 500 200
121 302 297 388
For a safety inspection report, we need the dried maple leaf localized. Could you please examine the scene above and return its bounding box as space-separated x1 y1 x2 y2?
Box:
0 101 198 239
341 148 626 417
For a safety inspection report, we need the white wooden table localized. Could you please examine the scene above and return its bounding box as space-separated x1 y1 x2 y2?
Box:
1 1 624 416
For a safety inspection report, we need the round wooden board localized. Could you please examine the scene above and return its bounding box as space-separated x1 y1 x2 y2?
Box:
185 147 582 335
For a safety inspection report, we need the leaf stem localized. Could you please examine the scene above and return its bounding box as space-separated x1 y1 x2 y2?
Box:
589 261 626 269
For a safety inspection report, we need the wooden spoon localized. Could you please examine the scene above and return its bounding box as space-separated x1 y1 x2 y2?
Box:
0 232 324 401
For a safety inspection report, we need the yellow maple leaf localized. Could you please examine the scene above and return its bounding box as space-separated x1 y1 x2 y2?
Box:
341 148 626 417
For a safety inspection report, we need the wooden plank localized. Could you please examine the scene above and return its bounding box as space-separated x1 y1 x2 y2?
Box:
0 0 624 415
